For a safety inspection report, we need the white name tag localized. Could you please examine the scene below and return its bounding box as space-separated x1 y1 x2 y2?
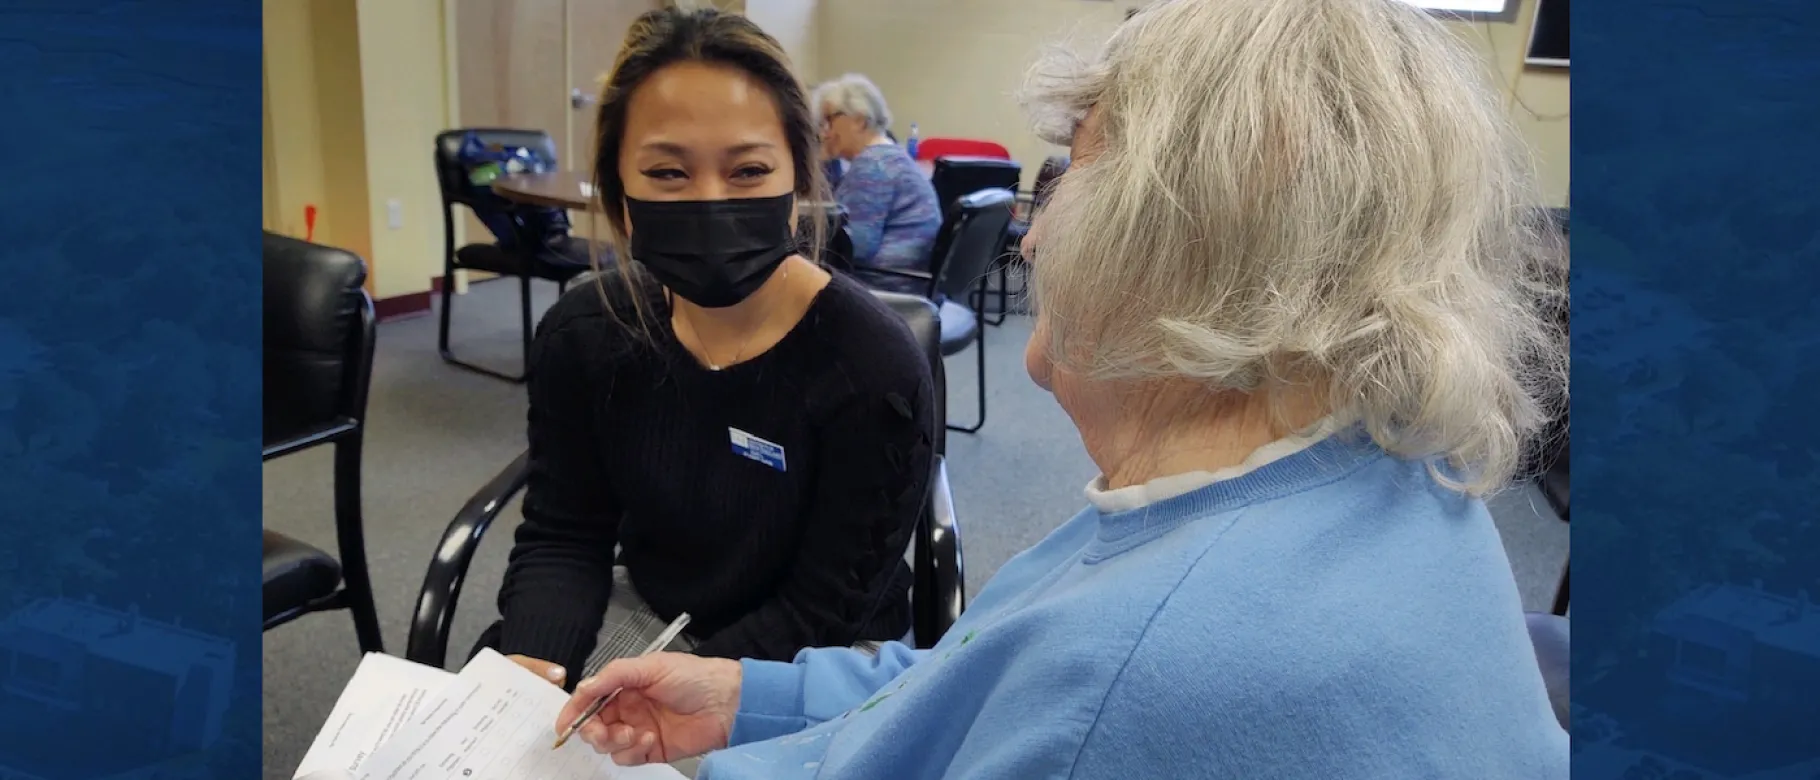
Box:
729 427 787 472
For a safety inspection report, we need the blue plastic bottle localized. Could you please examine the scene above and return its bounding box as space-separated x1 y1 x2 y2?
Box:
905 122 920 159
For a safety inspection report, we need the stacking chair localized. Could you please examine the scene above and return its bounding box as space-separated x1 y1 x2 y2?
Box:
914 138 1012 161
870 292 964 641
928 157 1022 327
434 128 592 383
261 232 383 653
802 206 854 272
929 157 1022 237
403 285 967 669
867 189 1016 434
1542 440 1569 615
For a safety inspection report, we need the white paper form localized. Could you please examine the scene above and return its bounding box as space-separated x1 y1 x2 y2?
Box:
354 649 687 780
295 653 458 779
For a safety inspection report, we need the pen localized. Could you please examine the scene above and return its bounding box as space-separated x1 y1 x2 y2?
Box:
552 612 692 750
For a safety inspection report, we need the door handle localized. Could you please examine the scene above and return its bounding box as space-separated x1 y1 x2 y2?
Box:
571 87 597 110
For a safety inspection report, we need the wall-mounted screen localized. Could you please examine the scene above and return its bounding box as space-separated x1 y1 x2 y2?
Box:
1526 0 1568 68
1398 0 1511 14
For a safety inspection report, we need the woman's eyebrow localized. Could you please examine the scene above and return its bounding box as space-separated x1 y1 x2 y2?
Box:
637 141 778 156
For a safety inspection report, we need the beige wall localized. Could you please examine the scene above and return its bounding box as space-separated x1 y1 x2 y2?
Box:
263 0 453 300
747 0 821 80
814 0 1569 206
263 0 347 249
1450 1 1570 206
356 0 454 300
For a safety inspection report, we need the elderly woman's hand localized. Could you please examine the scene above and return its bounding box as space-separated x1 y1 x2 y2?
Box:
555 653 743 766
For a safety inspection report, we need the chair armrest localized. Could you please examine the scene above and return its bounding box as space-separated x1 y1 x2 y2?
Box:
406 451 532 668
913 456 965 647
1539 441 1569 523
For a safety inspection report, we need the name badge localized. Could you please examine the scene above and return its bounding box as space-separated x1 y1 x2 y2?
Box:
729 427 787 472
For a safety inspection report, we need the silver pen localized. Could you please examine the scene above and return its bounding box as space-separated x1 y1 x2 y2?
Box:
552 612 692 750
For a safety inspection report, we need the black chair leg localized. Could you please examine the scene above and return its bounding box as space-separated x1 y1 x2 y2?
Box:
437 269 455 356
520 274 535 380
440 272 530 383
334 437 384 653
948 282 988 434
1551 562 1569 616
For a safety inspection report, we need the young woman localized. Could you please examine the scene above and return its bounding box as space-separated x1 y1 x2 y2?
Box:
484 8 937 690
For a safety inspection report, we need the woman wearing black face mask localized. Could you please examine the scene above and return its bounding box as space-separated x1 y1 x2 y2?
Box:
479 8 937 691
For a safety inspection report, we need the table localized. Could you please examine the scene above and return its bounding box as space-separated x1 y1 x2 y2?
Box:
492 171 593 210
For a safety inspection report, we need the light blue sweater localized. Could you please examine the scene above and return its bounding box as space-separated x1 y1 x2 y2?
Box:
699 432 1568 779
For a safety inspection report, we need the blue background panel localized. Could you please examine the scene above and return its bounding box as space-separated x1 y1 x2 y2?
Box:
0 2 262 778
1574 0 1820 778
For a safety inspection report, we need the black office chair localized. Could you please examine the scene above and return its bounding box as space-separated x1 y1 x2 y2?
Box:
261 232 384 654
1542 445 1569 615
869 292 964 641
434 128 593 383
929 157 1022 326
802 206 854 272
866 189 1015 434
403 289 967 668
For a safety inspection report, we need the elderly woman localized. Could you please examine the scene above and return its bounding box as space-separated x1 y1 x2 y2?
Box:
812 74 942 293
558 0 1569 777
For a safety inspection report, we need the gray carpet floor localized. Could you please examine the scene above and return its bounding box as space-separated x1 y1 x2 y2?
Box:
261 277 1569 779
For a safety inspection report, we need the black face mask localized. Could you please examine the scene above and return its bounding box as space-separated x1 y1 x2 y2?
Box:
625 193 797 308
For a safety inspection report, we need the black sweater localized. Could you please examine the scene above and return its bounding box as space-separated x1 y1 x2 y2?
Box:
497 272 936 672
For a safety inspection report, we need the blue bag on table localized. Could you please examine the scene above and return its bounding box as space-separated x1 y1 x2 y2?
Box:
454 132 588 268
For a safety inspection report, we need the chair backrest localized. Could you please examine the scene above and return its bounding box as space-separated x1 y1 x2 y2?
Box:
433 128 559 207
929 189 1017 302
916 138 1011 161
1031 155 1070 213
870 291 946 455
930 157 1022 227
263 232 376 451
800 207 853 271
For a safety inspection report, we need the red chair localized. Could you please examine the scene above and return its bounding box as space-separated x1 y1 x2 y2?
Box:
915 137 1011 161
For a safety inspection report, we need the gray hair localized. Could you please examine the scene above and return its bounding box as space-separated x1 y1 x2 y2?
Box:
1020 0 1567 495
811 73 893 132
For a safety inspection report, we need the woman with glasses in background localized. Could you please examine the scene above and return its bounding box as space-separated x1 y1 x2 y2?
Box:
812 74 942 294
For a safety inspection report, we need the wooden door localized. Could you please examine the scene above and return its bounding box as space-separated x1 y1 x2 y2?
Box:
566 0 660 175
565 0 661 237
452 0 569 268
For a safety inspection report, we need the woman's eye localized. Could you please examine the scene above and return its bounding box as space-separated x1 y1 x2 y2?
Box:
732 165 773 181
642 168 686 181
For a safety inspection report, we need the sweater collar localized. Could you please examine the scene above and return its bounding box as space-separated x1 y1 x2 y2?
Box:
1084 424 1385 559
